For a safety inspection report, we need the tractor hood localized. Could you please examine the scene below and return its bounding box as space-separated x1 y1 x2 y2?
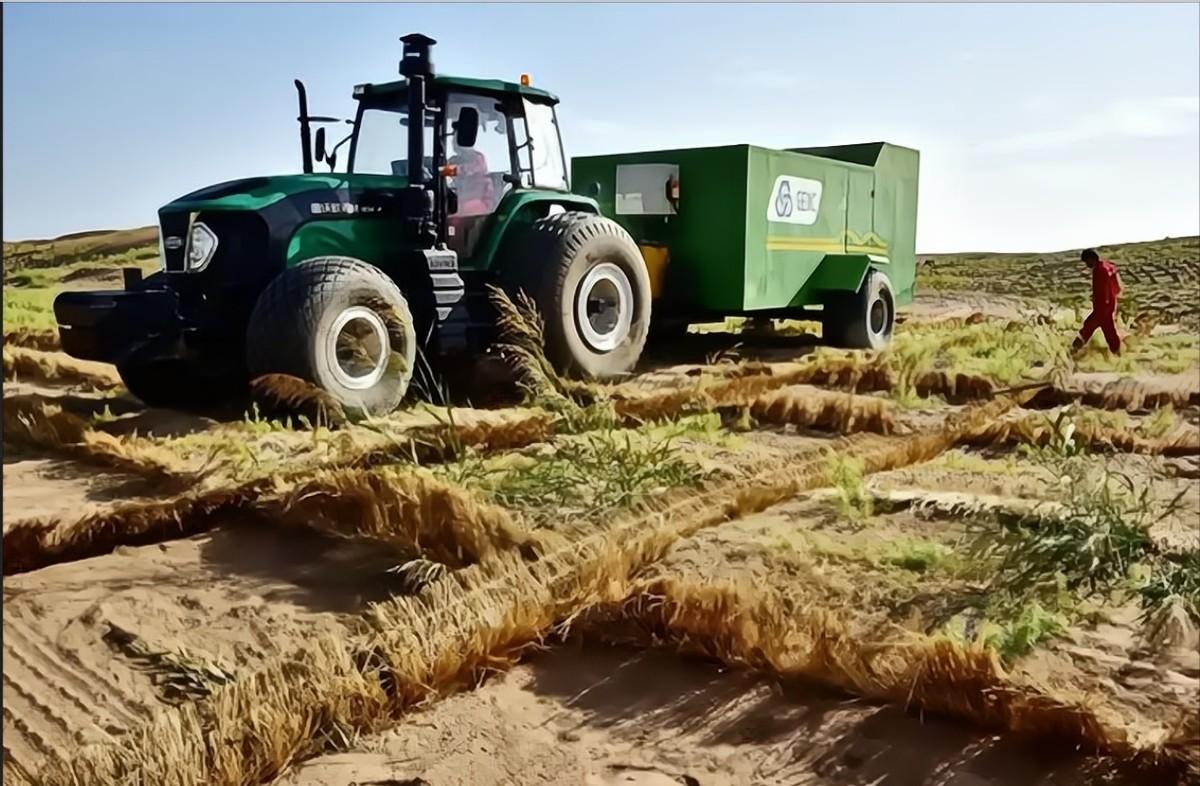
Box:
155 172 411 276
163 173 406 213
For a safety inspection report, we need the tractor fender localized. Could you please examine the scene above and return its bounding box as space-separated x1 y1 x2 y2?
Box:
472 190 601 270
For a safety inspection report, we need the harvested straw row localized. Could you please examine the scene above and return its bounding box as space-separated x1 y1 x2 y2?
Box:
578 577 1188 774
747 385 896 435
29 397 1034 786
357 410 557 468
261 467 535 567
3 326 61 352
624 349 1195 416
248 374 348 428
2 483 262 575
1030 377 1200 412
609 354 996 423
0 458 531 577
3 395 185 483
3 345 122 390
0 405 556 575
960 411 1200 456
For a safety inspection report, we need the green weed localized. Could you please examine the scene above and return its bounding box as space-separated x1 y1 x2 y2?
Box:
882 539 957 574
974 406 1192 622
1136 551 1200 621
439 428 707 526
981 600 1068 661
1139 404 1177 440
829 454 872 520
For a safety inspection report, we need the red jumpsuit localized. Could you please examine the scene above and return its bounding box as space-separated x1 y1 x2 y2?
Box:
1077 259 1121 354
449 148 494 216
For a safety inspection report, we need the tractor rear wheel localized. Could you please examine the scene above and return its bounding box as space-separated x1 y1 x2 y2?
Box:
822 269 895 351
245 257 417 416
500 211 651 379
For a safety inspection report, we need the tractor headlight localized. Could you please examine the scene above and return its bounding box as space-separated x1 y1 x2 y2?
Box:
187 222 218 271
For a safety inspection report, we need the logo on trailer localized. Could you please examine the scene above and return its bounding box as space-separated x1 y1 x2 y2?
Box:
164 236 184 250
766 176 822 226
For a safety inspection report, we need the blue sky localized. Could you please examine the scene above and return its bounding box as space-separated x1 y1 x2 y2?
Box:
3 2 1198 252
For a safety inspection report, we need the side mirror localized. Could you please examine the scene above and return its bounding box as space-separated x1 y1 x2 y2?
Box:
453 106 479 148
314 127 327 163
584 181 602 199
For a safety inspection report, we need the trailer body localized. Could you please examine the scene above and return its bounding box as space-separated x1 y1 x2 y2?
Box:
571 141 919 320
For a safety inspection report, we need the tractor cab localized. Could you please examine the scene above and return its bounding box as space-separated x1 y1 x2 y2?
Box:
297 34 570 265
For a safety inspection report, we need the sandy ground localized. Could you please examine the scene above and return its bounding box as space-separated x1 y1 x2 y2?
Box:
1 519 392 771
643 493 1199 737
3 293 1198 784
278 644 1125 786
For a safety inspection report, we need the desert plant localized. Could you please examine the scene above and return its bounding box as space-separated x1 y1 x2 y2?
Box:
972 406 1192 623
1136 551 1200 622
982 600 1069 661
478 429 707 524
882 539 957 574
1140 403 1177 440
829 454 872 520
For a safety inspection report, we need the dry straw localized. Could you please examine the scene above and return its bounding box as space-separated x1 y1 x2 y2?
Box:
2 482 264 575
960 410 1200 456
3 394 185 483
3 345 123 390
32 396 1124 786
262 467 536 567
580 577 1155 755
1 409 556 576
749 385 896 434
248 374 348 428
3 326 62 352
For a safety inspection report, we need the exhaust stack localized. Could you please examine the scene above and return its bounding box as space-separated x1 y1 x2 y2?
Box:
400 33 436 187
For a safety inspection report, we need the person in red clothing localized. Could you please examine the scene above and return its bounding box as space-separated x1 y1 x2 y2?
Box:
448 136 495 216
1073 248 1122 355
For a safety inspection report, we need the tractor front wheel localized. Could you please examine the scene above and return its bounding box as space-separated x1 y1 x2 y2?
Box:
245 257 417 416
501 211 651 379
823 269 895 351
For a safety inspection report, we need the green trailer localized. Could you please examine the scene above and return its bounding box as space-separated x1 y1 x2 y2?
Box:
572 142 919 349
53 33 920 416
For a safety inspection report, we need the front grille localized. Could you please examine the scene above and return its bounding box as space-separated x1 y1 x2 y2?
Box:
159 212 190 272
195 212 271 287
158 210 273 343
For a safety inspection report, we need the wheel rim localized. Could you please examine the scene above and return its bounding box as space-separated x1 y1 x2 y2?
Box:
869 299 888 335
575 262 634 353
327 306 390 390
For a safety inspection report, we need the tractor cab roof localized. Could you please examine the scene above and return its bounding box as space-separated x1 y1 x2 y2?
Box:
354 74 558 105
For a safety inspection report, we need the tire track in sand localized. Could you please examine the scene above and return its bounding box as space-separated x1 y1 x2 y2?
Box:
2 616 155 776
4 618 148 729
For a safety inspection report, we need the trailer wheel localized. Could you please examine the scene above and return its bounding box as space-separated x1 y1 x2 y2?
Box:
500 211 651 379
824 269 895 351
246 257 417 416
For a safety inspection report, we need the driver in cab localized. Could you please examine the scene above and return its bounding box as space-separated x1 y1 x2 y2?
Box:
448 110 494 216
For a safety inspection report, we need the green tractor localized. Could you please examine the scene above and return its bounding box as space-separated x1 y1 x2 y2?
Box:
55 33 919 415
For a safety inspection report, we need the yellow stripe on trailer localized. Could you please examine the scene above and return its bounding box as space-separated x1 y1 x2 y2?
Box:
765 235 889 256
766 236 844 253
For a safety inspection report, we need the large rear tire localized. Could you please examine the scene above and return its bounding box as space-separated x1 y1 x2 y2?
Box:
500 211 651 379
822 269 895 351
245 257 417 416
